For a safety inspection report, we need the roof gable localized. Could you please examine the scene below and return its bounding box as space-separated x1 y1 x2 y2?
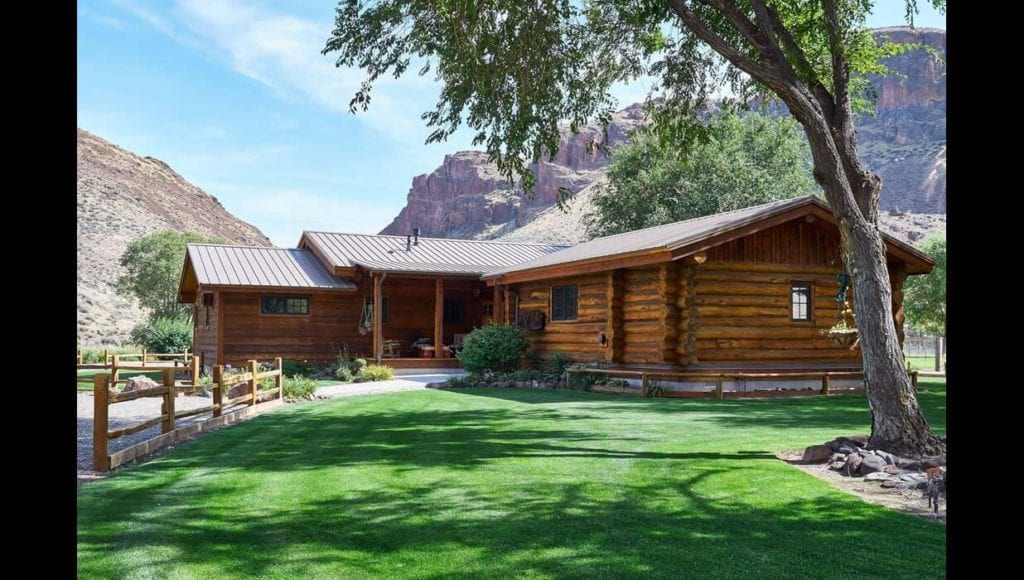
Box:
485 196 934 281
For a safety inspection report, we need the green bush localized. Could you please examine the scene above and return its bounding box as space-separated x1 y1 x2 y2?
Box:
129 316 192 354
567 370 601 391
511 369 544 382
359 365 394 381
644 380 666 397
338 356 367 376
545 353 573 377
523 350 543 369
282 359 311 377
283 375 318 399
335 365 355 382
457 324 530 374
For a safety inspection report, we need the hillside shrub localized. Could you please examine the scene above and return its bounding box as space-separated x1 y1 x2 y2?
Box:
129 316 192 354
457 324 529 374
335 365 355 382
282 359 311 377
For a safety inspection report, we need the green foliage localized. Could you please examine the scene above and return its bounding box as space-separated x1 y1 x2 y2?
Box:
118 230 226 320
523 350 544 370
337 356 368 377
587 112 818 238
283 375 318 399
544 353 573 378
457 324 530 374
359 365 395 382
567 370 601 391
129 316 193 354
334 365 355 383
282 359 311 377
511 369 544 382
904 231 946 335
644 381 667 398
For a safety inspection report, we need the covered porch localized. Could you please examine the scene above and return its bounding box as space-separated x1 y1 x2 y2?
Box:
366 272 494 366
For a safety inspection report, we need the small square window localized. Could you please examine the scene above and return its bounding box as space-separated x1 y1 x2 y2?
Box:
791 284 812 321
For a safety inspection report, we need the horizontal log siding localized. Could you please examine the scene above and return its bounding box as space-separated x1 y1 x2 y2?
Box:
516 273 608 362
694 261 859 363
622 267 669 364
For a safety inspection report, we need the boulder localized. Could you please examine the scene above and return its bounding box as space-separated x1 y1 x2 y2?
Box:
864 472 895 482
844 453 863 474
124 375 159 392
837 445 860 455
830 461 846 470
842 435 870 446
873 450 896 465
860 454 887 474
802 444 834 463
881 479 901 488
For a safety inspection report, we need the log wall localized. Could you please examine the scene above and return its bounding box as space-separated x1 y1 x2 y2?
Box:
193 291 218 368
515 273 609 362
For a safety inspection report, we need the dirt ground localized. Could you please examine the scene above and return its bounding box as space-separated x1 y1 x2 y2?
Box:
778 452 946 522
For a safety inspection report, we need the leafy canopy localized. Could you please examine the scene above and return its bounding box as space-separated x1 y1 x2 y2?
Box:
903 230 945 335
587 110 817 238
118 230 225 320
324 0 941 189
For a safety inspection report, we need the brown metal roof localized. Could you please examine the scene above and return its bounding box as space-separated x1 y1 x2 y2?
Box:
300 232 566 275
186 244 356 290
485 196 935 277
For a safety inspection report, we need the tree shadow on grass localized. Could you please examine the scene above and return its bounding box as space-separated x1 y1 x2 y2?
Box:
78 464 945 578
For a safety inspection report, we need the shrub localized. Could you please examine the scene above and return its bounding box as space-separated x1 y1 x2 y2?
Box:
337 356 367 376
511 369 543 382
644 380 666 397
283 375 318 399
334 365 355 382
457 324 530 374
282 359 311 377
545 353 573 377
523 350 544 369
567 370 601 391
360 365 394 381
129 316 192 353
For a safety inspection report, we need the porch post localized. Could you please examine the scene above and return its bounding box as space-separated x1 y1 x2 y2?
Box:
434 278 444 358
493 284 504 324
373 273 384 364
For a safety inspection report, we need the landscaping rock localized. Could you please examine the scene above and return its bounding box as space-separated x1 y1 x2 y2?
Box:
864 472 895 482
883 464 903 474
830 461 846 470
124 375 159 392
837 445 859 455
844 453 863 474
881 479 901 488
842 435 870 446
860 454 887 474
802 444 834 463
921 456 946 469
873 450 895 465
898 481 928 490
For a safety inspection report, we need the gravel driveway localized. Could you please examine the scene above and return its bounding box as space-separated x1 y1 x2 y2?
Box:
77 392 218 482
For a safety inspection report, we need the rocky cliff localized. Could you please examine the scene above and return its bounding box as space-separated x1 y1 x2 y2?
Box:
78 129 271 345
382 27 946 240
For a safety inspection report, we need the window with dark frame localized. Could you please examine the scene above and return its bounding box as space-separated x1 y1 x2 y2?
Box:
551 284 578 321
791 283 812 321
482 303 494 317
261 295 310 315
444 298 466 324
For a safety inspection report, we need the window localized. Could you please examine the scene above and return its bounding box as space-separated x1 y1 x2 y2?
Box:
261 295 309 315
791 283 812 321
363 296 389 323
551 284 578 321
482 303 494 317
444 298 466 324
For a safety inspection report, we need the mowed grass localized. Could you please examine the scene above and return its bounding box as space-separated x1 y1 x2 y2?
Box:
906 355 945 371
77 378 946 578
77 368 163 391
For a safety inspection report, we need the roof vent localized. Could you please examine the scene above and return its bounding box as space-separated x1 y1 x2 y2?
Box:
406 235 412 251
413 228 421 246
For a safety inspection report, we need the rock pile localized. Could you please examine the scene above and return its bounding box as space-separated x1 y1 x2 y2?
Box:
802 435 947 492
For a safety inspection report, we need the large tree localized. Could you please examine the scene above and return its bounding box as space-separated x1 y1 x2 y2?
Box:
324 0 945 456
118 230 224 321
588 110 818 237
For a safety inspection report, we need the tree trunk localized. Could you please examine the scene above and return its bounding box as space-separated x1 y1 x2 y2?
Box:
804 130 945 458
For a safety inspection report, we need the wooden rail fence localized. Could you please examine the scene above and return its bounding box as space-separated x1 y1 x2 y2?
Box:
92 357 283 472
78 352 199 393
77 348 192 369
567 366 920 399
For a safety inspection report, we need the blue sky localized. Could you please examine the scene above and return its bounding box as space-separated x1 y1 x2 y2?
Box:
78 1 946 246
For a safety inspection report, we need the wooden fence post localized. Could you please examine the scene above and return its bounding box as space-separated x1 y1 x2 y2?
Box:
821 374 831 396
94 374 109 472
213 365 223 418
249 359 258 406
142 347 148 366
641 373 650 396
77 350 83 365
162 369 175 433
191 355 200 392
103 349 109 368
111 355 119 392
275 357 283 400
911 370 919 392
935 336 944 372
715 378 724 399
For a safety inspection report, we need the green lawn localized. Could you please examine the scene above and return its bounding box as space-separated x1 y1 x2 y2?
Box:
77 368 164 390
78 378 946 578
906 355 945 372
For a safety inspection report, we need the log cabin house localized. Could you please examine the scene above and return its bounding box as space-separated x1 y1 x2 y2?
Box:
177 196 933 388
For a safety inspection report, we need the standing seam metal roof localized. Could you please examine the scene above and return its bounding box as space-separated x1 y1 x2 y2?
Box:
484 196 934 277
186 244 356 290
301 231 566 275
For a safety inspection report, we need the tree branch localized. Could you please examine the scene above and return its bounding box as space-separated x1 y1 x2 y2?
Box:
758 1 837 122
666 0 774 82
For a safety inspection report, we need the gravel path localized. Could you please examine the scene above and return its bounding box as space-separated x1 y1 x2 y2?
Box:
77 392 216 481
315 373 465 398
